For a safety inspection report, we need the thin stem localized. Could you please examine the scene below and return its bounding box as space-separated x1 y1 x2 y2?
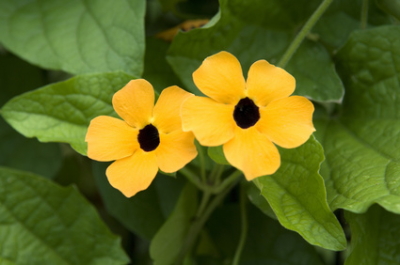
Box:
361 0 369 29
232 183 248 265
209 164 225 185
179 167 208 191
211 170 242 194
175 173 242 264
277 0 334 68
195 141 207 182
196 190 212 217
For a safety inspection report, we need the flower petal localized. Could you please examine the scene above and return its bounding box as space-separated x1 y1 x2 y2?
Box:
153 86 193 134
85 116 138 161
156 130 197 173
257 96 315 148
106 150 158 197
181 96 236 146
246 60 295 106
112 79 154 129
193 51 245 104
223 127 280 180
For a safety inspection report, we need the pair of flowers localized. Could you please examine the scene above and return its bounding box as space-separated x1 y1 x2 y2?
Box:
86 51 315 197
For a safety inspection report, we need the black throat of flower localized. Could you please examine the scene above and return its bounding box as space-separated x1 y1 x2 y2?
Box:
233 97 260 129
138 124 160 152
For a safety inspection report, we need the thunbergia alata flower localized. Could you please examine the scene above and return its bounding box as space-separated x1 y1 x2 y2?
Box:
86 79 197 197
181 51 315 180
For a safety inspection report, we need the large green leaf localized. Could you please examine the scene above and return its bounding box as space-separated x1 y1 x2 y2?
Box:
150 183 198 265
345 205 400 264
1 72 134 155
253 136 346 251
93 161 185 240
0 0 145 76
0 166 129 264
167 0 344 102
315 26 400 213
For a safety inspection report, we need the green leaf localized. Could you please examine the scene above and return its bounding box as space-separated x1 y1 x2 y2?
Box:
167 0 344 102
0 0 145 76
253 136 346 251
92 161 185 240
1 72 134 155
0 117 62 179
150 183 198 265
207 145 229 165
0 166 129 264
206 203 325 264
345 205 400 264
315 26 400 214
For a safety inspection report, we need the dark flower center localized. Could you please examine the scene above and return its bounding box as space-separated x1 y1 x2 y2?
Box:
138 124 160 152
233 97 260 129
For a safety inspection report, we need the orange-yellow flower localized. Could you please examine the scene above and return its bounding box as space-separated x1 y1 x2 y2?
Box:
181 51 315 180
86 79 197 197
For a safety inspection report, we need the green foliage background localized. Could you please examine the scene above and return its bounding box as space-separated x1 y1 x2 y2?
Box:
1 0 400 264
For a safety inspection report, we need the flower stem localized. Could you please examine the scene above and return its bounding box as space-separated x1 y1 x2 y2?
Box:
179 167 208 191
209 164 225 185
232 183 248 265
195 141 207 183
175 171 242 264
361 0 369 29
277 0 334 68
196 190 212 217
211 169 243 194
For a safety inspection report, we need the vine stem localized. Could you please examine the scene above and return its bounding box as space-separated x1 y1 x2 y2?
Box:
195 141 207 183
277 0 334 68
211 170 242 194
179 167 208 191
196 190 212 218
175 171 242 264
232 183 248 265
361 0 369 29
209 164 225 185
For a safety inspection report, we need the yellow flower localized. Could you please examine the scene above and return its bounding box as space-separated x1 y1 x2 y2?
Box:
86 79 197 197
181 51 315 180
